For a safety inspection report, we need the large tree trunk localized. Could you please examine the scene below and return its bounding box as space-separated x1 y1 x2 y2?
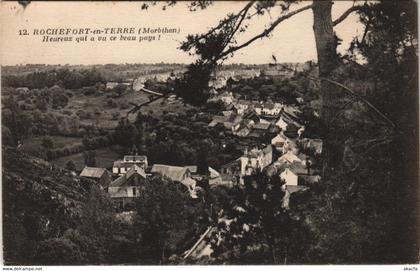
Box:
312 1 341 171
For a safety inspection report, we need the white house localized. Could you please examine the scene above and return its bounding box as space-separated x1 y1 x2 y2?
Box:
108 165 148 209
278 151 302 165
275 115 289 130
240 145 273 176
271 133 289 150
261 102 283 116
219 91 235 105
280 168 299 186
279 162 320 193
113 155 148 175
279 162 308 186
234 100 252 115
151 164 198 198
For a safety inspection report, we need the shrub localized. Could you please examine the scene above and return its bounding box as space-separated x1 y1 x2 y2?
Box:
107 99 118 108
41 136 54 149
65 160 77 171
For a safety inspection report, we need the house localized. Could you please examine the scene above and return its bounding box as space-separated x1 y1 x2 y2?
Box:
234 99 253 115
279 162 320 193
277 151 302 165
240 145 273 176
151 164 191 182
233 124 251 137
243 110 260 123
279 161 308 186
275 111 303 134
282 105 302 120
185 165 198 175
208 167 229 187
296 97 305 104
271 133 289 150
79 166 112 188
271 132 297 154
300 138 323 155
209 112 243 130
261 101 283 116
209 88 218 96
253 122 271 131
275 115 289 131
108 165 148 209
253 102 263 115
220 159 241 184
208 90 233 104
112 155 148 175
151 164 195 188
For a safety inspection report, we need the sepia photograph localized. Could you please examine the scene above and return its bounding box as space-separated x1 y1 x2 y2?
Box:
0 0 418 267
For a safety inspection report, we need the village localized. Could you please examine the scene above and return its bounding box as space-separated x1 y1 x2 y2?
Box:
79 68 322 223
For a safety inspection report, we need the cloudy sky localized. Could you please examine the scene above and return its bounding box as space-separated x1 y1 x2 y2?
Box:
0 1 364 65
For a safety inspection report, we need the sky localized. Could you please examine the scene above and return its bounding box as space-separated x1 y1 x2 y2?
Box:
0 1 364 65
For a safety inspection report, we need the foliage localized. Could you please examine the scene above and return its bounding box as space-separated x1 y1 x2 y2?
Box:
207 172 306 264
83 150 96 167
173 61 214 105
65 160 77 171
41 136 54 149
133 177 207 263
2 68 105 89
2 95 33 144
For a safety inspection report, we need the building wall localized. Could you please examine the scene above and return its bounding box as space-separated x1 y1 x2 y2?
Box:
109 186 141 198
280 169 298 186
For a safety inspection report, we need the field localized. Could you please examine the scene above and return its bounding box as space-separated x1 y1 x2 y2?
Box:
68 89 193 130
21 136 83 156
52 145 123 171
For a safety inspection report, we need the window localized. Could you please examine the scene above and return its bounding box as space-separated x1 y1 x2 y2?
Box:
132 187 136 196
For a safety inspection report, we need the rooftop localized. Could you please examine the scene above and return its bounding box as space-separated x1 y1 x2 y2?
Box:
109 165 147 187
80 166 108 179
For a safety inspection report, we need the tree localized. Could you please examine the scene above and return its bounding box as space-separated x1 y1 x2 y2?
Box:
35 237 83 265
133 177 206 263
83 151 96 167
161 0 375 169
208 171 302 264
65 160 77 172
41 136 54 149
2 96 33 144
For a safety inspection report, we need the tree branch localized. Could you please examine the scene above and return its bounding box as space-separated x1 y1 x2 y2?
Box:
125 91 171 117
274 62 396 128
321 78 396 128
190 1 255 44
219 4 313 59
333 5 366 26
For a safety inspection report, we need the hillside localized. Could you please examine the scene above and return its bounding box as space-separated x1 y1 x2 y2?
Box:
2 146 115 265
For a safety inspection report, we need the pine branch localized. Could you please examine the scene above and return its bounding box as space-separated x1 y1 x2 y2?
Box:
321 78 396 128
275 62 396 128
219 4 313 59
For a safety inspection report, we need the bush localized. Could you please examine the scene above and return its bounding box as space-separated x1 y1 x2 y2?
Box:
112 112 120 120
35 238 82 265
65 160 77 171
41 136 54 149
107 99 118 108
